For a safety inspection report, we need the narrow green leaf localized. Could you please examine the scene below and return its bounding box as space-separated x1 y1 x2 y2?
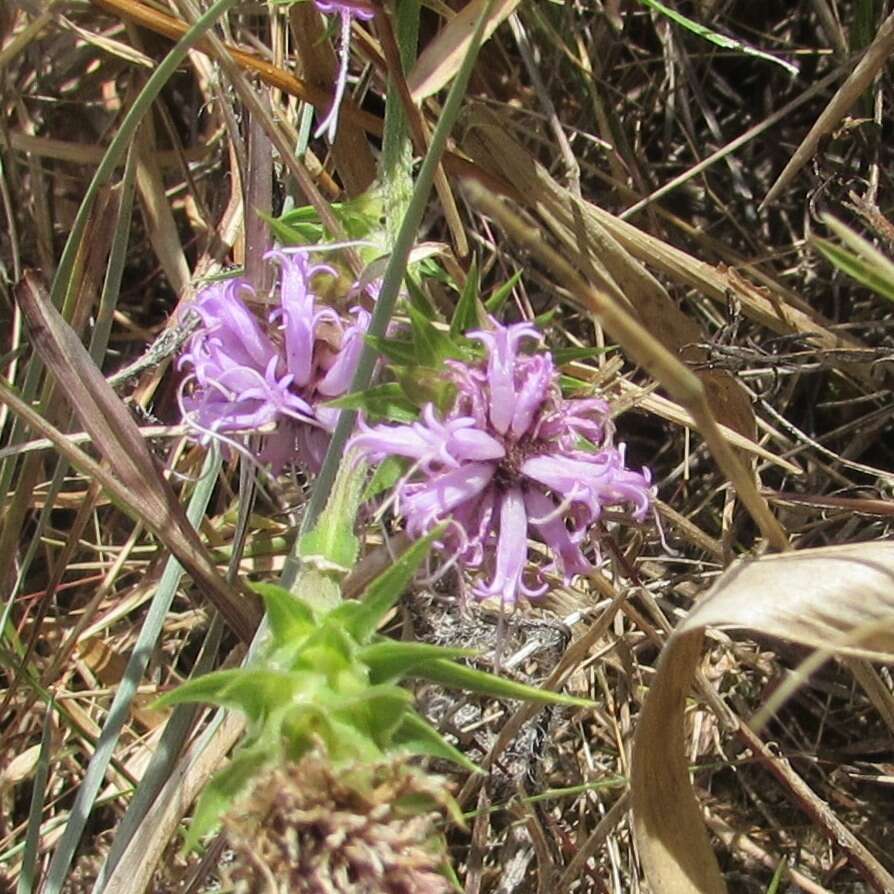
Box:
262 207 324 245
364 333 419 365
153 669 296 720
393 712 482 774
359 641 476 683
484 269 522 314
184 744 272 851
450 257 481 337
416 659 594 708
254 583 317 646
638 0 798 75
297 456 366 576
533 307 558 328
407 304 461 365
346 528 443 642
405 274 442 321
552 345 614 364
813 236 894 304
17 700 54 894
326 383 419 422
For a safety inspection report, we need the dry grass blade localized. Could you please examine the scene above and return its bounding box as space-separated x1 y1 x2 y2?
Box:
464 183 789 551
761 10 894 208
631 541 894 894
14 271 259 642
461 108 752 441
89 0 383 136
101 711 246 894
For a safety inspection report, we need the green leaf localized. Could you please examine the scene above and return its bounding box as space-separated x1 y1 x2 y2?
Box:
363 455 407 501
552 345 615 364
292 620 356 679
407 304 462 365
184 744 272 851
560 374 594 396
405 274 442 321
484 269 522 314
359 641 476 684
415 659 595 708
326 384 419 423
254 583 317 647
364 333 418 365
393 711 482 775
533 307 558 328
153 669 297 721
262 207 324 245
345 528 443 642
330 684 413 745
450 257 482 337
637 0 798 75
297 457 367 577
813 237 894 303
394 365 458 412
812 215 894 304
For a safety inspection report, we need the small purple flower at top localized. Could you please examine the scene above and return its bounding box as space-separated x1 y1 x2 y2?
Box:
178 250 370 472
313 1 376 143
350 320 654 607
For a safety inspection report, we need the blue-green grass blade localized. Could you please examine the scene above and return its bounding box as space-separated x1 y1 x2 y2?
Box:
16 698 55 894
41 448 222 893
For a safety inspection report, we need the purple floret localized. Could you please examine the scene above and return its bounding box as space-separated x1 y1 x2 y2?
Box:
178 251 370 472
350 319 654 607
312 2 375 142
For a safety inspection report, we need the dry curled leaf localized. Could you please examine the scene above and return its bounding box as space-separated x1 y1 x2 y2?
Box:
631 540 894 894
407 0 521 102
14 271 259 642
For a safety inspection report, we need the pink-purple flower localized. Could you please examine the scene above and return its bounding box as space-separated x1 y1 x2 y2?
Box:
313 1 375 142
178 250 370 472
350 321 654 606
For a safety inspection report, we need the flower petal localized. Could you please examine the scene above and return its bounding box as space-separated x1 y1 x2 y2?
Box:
401 462 496 532
472 485 528 606
525 487 593 580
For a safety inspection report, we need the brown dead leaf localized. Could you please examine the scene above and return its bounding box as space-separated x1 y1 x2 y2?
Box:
14 271 260 642
407 0 521 102
461 107 757 441
631 540 894 893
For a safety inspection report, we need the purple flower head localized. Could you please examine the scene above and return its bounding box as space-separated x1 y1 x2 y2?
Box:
313 1 375 143
178 251 370 472
350 319 654 607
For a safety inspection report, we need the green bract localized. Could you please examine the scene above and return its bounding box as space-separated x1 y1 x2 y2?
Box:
155 528 592 848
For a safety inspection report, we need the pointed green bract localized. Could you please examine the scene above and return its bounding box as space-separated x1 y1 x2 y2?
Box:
185 744 272 851
153 668 298 720
417 659 594 708
407 304 463 366
254 583 317 644
326 383 419 422
364 333 418 365
484 269 522 314
393 712 483 776
345 527 445 642
360 641 476 684
450 256 483 337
